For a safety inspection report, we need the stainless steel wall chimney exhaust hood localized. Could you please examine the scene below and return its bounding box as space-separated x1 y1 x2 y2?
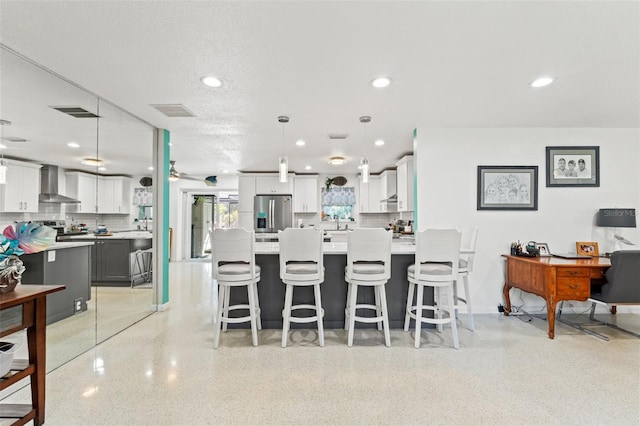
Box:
39 164 80 203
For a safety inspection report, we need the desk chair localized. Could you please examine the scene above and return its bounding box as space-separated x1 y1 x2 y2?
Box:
278 228 325 347
454 227 478 331
587 250 640 339
404 229 461 349
344 228 392 347
211 228 261 349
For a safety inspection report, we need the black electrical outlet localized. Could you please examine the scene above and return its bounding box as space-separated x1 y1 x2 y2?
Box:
497 304 505 313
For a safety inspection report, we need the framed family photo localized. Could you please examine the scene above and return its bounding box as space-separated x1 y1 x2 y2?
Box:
546 146 599 187
477 166 538 210
576 241 599 256
535 242 551 256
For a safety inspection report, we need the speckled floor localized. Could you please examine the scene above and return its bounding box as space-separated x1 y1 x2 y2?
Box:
2 262 639 425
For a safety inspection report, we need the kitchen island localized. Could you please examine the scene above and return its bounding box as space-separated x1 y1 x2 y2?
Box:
21 241 93 324
224 240 426 329
66 232 152 286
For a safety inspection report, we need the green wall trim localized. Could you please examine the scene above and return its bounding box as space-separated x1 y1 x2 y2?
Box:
162 129 170 304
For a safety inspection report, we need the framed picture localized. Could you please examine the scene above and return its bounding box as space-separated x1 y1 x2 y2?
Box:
535 242 551 256
477 166 538 210
576 241 599 256
546 146 599 187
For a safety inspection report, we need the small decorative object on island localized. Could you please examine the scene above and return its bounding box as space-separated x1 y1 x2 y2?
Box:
0 222 56 293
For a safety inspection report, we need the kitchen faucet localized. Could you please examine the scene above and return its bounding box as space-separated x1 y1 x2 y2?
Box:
334 215 340 230
144 217 148 231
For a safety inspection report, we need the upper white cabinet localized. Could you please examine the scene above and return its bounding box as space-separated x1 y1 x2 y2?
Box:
396 155 414 212
238 176 256 212
294 176 318 213
67 171 130 214
358 175 381 213
378 170 397 212
0 159 41 213
255 176 293 195
98 176 131 214
66 172 97 213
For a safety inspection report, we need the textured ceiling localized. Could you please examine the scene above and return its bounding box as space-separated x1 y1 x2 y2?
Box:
0 1 638 178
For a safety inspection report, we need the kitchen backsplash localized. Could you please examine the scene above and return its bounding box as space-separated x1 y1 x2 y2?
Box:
0 209 135 232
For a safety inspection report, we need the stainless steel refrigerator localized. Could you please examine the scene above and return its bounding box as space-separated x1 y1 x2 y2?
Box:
254 194 293 233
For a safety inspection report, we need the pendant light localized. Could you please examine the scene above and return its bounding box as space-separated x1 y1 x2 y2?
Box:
278 115 289 183
359 116 371 183
0 120 10 185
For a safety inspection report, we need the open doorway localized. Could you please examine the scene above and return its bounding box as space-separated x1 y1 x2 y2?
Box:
185 191 238 260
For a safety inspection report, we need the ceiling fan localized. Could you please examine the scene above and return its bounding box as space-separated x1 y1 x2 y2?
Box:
169 160 217 186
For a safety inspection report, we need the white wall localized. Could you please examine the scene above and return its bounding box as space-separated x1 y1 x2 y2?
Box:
416 127 640 314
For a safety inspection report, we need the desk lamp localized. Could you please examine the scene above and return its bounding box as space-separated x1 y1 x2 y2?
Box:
596 208 637 248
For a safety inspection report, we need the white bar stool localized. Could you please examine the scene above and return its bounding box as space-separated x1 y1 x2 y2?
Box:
344 228 392 347
278 228 325 348
131 249 152 287
211 228 261 349
404 229 461 349
455 227 478 331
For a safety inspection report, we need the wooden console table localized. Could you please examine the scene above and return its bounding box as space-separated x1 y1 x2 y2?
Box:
502 255 609 339
0 285 65 426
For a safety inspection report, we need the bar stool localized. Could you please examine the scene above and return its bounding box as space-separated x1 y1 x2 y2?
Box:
278 228 324 348
211 228 261 349
454 227 478 331
131 249 152 287
344 228 392 347
404 229 461 349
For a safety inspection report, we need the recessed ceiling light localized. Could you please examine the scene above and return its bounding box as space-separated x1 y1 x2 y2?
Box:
374 139 385 146
201 76 223 88
305 165 312 170
370 77 392 88
296 140 306 146
67 142 80 148
148 166 154 170
81 158 104 167
328 157 347 165
222 170 229 174
98 166 107 171
530 76 554 88
0 143 6 149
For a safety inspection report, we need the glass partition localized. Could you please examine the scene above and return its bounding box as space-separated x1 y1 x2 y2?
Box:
0 45 155 373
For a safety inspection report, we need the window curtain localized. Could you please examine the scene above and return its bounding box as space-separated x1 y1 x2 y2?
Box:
321 186 356 206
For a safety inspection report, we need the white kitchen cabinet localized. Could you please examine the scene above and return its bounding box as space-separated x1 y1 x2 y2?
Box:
358 175 381 213
378 170 396 212
98 176 130 214
294 175 318 213
238 175 256 212
0 159 41 213
255 175 293 194
66 172 97 213
396 155 414 212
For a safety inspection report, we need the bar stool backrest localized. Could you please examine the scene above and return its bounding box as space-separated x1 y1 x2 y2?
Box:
211 228 258 282
346 228 392 281
414 229 461 281
459 226 478 273
278 228 324 282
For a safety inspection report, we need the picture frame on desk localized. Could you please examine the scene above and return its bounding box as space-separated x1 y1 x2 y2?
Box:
477 165 538 210
535 242 551 256
546 146 599 187
576 241 599 256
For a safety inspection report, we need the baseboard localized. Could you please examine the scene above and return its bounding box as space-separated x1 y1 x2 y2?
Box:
152 302 170 312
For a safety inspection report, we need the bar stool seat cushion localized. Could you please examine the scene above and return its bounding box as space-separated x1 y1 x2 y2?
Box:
459 259 468 269
285 262 319 274
345 262 386 275
408 263 453 277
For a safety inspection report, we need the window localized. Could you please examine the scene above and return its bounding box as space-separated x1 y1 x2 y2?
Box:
321 187 355 220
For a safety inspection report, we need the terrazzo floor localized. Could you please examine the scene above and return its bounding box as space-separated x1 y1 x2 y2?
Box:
2 261 639 425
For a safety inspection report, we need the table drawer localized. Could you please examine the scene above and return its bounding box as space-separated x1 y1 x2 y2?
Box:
557 278 590 298
557 268 589 278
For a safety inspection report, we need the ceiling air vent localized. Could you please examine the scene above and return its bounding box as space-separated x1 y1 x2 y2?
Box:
2 137 28 143
150 104 196 118
51 106 99 118
328 133 348 140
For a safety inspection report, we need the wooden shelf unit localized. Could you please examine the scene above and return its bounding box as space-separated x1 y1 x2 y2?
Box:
0 285 65 426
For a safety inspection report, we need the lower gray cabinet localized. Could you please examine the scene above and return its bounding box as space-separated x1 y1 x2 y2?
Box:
91 240 131 282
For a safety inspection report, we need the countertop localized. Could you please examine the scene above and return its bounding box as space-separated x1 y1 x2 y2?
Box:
66 231 152 240
255 241 417 255
40 241 95 251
